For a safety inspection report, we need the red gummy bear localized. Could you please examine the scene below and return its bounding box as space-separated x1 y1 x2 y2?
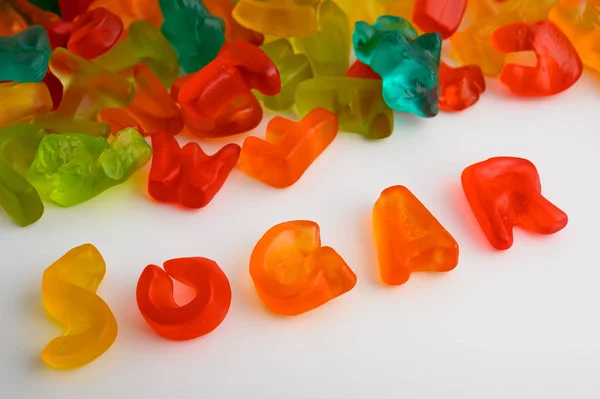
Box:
137 257 232 341
492 20 583 97
177 42 281 138
148 132 240 208
438 61 486 112
59 0 95 22
412 0 468 39
67 8 123 59
462 157 568 250
346 60 381 80
42 70 63 111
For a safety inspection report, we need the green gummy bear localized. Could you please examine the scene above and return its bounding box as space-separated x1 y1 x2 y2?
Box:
160 0 225 74
27 128 152 207
0 124 47 226
295 77 394 140
258 39 313 111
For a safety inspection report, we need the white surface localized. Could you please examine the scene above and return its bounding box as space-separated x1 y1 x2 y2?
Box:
1 74 600 399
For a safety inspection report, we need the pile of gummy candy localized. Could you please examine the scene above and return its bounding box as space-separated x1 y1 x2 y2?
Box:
0 0 590 369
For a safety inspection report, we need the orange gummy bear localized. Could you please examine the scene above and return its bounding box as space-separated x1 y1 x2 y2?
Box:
87 0 163 28
250 220 357 316
373 186 459 286
238 108 338 188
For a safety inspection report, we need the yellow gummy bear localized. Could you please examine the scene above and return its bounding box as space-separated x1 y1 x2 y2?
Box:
42 244 118 369
334 0 414 35
0 82 52 129
550 0 600 73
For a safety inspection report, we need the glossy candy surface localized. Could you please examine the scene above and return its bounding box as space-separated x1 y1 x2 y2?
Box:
27 128 151 207
353 16 442 117
412 0 467 39
67 7 123 60
177 42 281 138
296 77 393 139
250 220 356 316
238 108 338 188
42 244 118 369
232 0 321 37
87 0 163 29
0 25 51 83
0 82 53 128
438 61 486 112
137 257 232 341
346 60 380 79
159 0 225 73
148 132 240 209
204 0 264 45
373 186 459 286
462 157 568 250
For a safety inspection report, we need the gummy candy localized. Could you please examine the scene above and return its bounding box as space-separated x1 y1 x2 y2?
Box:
492 20 583 96
1 0 63 37
295 77 394 140
159 0 225 73
462 157 568 250
58 0 94 21
238 108 338 188
232 0 320 37
0 124 46 226
28 0 61 15
346 60 381 79
438 61 486 111
258 39 313 111
67 7 123 60
373 185 459 286
550 0 600 72
87 0 163 29
93 20 179 88
177 42 281 138
0 25 51 83
34 47 134 137
250 220 357 316
148 132 240 209
291 0 350 77
100 65 184 136
203 0 264 45
353 16 442 117
334 0 415 34
42 244 118 369
0 82 52 129
412 0 467 39
137 257 231 340
27 128 151 207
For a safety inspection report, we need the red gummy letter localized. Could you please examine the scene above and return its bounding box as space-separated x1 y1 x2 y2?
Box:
177 42 281 138
148 132 240 208
412 0 468 39
462 157 568 250
137 257 231 340
492 20 583 96
438 61 486 112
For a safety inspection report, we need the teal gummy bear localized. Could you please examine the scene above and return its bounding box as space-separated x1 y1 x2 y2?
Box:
0 25 51 83
353 16 442 118
27 128 152 207
159 0 225 74
0 124 47 226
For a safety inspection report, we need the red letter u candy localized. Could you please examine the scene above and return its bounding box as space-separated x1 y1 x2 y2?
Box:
462 157 568 250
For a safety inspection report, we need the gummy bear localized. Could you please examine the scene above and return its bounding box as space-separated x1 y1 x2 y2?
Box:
28 0 61 15
412 0 468 39
492 20 583 96
291 0 350 77
203 0 264 45
0 25 51 83
295 77 393 139
250 220 357 316
258 39 313 111
353 16 442 118
438 61 486 111
42 244 118 369
0 82 53 129
87 0 163 29
238 108 338 188
462 157 568 250
137 257 232 340
232 0 321 37
67 7 123 60
58 0 94 21
177 42 281 138
0 124 46 226
42 69 63 111
34 47 134 137
346 60 381 79
334 0 415 34
99 65 184 136
549 0 600 73
148 132 240 209
159 0 225 74
373 185 459 286
93 20 179 88
27 128 151 207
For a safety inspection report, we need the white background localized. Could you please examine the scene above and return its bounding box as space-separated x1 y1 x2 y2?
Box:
1 74 599 398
